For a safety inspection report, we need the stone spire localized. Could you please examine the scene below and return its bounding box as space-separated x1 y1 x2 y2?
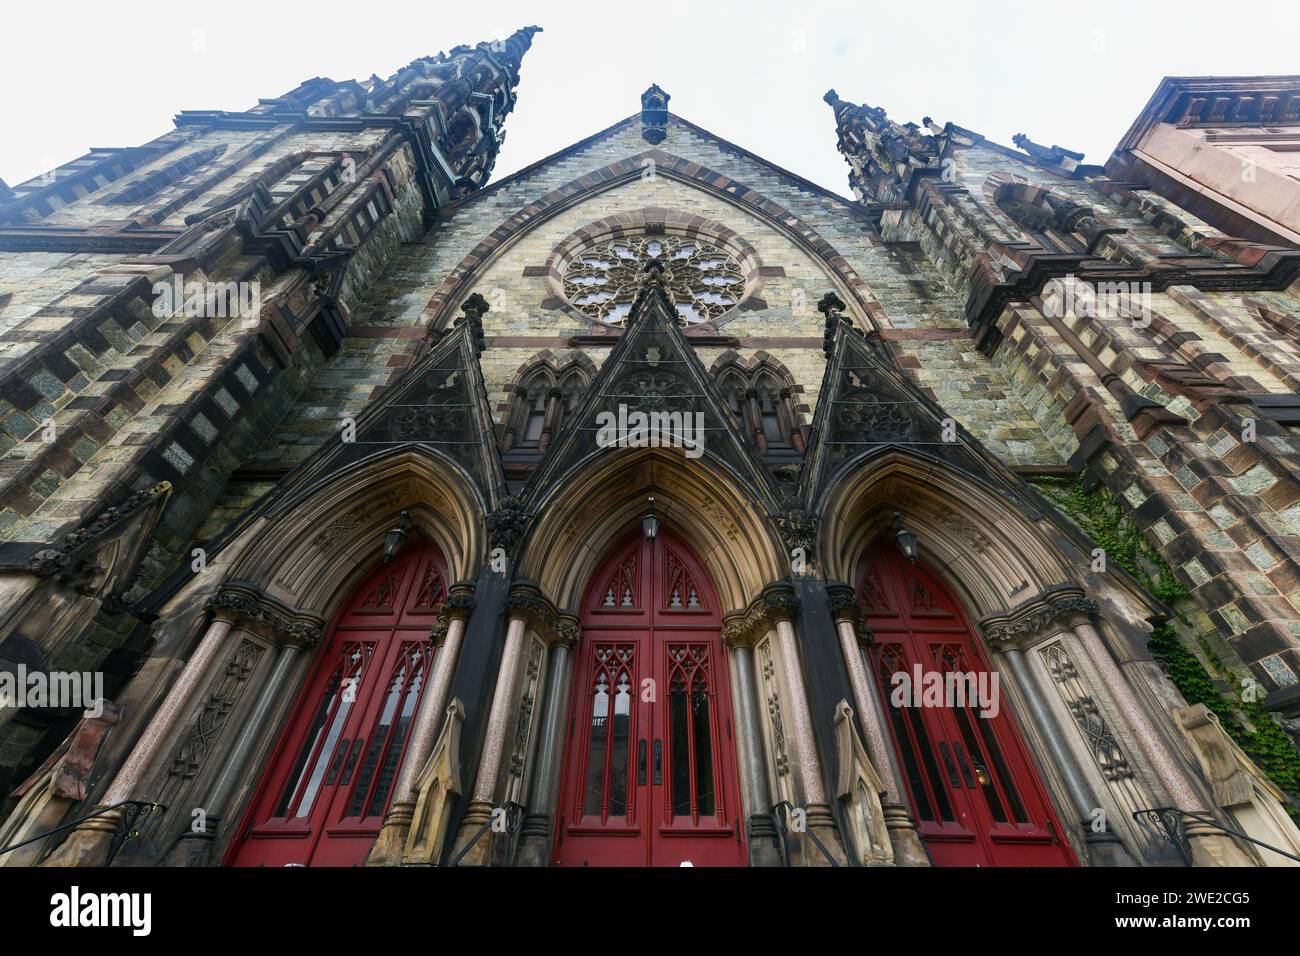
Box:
250 26 544 200
824 89 973 203
824 89 940 203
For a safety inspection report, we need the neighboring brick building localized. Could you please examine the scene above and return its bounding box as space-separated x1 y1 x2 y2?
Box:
1108 75 1300 245
0 32 1298 868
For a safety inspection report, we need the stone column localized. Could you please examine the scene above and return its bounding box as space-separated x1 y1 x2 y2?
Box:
43 613 236 867
162 633 310 867
764 582 845 866
826 582 929 867
720 615 783 867
450 604 530 866
1070 616 1252 866
515 615 578 867
368 583 475 865
1000 640 1135 867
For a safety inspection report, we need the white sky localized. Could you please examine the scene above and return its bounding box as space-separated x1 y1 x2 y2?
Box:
1 0 1297 199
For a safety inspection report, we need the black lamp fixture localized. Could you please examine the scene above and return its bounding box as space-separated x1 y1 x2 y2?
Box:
383 511 413 563
642 496 660 541
891 512 918 563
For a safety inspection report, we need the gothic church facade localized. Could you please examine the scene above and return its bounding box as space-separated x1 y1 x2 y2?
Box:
1 28 1299 867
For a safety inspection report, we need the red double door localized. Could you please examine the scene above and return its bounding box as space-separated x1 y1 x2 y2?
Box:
858 543 1076 866
227 542 448 867
552 528 747 867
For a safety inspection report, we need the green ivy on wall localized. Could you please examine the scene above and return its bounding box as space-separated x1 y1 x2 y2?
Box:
1035 477 1300 816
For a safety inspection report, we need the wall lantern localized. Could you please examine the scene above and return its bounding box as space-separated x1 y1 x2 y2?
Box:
383 511 413 563
642 496 660 541
892 512 918 563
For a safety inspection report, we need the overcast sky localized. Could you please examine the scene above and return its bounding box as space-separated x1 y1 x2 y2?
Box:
2 1 1297 199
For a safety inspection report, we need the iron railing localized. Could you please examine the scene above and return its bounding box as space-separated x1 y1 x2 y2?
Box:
1133 806 1300 866
446 801 525 867
771 800 840 867
0 800 165 865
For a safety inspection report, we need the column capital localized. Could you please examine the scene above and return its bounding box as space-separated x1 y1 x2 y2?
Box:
505 580 575 645
825 581 874 645
761 581 801 623
980 584 1097 650
431 581 477 644
723 584 801 648
205 582 324 648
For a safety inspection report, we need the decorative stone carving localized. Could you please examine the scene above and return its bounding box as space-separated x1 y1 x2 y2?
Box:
936 506 992 555
309 489 404 554
774 493 817 557
833 700 893 866
456 292 488 355
981 585 1098 648
817 291 848 359
761 581 801 622
758 640 791 783
640 84 670 144
401 699 466 866
1012 133 1085 172
430 582 477 643
487 496 529 555
826 581 873 646
23 482 172 614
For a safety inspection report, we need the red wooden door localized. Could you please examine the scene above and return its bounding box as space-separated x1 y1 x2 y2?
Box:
857 542 1077 867
552 528 746 867
227 541 448 867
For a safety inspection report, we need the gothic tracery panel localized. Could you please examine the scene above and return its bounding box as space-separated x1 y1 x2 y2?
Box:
561 234 746 325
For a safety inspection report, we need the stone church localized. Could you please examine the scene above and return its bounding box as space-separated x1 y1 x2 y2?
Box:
1 26 1299 868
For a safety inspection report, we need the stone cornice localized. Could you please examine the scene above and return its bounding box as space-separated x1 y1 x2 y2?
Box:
980 585 1098 649
969 247 1300 354
206 582 324 647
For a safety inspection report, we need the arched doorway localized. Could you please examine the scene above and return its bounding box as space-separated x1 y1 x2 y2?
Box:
227 540 448 867
857 541 1077 867
551 526 747 867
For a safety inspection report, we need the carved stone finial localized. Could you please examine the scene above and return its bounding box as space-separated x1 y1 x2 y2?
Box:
641 84 670 144
456 293 489 354
818 292 849 358
817 291 847 317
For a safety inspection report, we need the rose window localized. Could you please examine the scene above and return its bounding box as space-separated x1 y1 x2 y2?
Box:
561 235 746 326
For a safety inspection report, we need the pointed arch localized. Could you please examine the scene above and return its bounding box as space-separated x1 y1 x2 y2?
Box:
983 172 1102 255
517 446 785 612
707 351 807 454
418 149 894 335
818 447 1162 627
226 449 486 621
499 351 596 452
